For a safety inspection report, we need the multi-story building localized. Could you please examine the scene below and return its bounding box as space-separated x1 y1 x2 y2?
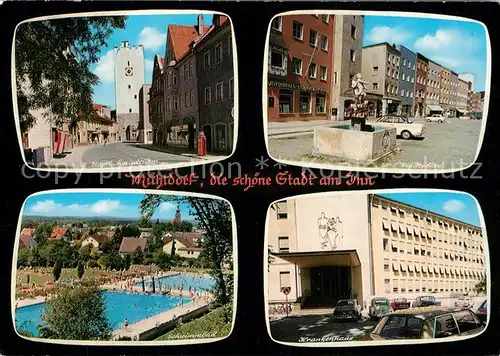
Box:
456 78 469 116
361 42 401 116
439 67 452 116
114 41 145 141
396 45 416 116
77 104 117 145
137 84 152 144
267 14 334 122
267 194 487 309
331 15 364 121
194 14 235 154
164 15 209 149
459 72 475 92
426 60 442 115
469 92 482 113
449 71 460 117
149 54 166 144
414 53 428 117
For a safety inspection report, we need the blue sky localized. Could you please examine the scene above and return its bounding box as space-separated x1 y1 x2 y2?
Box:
23 192 192 220
380 192 482 226
363 15 488 92
90 13 213 109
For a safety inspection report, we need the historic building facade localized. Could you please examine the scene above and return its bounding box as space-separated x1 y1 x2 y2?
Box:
396 45 417 116
138 84 152 144
415 53 428 117
426 59 442 115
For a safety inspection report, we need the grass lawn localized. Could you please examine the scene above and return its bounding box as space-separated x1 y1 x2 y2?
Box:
155 306 233 341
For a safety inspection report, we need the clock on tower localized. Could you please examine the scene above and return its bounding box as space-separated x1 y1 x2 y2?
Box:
125 67 134 76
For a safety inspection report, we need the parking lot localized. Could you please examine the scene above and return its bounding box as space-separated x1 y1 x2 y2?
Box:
268 118 483 170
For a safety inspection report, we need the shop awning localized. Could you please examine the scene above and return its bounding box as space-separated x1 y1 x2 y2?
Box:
399 224 405 233
445 266 450 274
391 223 398 232
428 265 433 273
273 249 361 268
382 221 389 230
400 263 407 272
434 266 439 273
408 264 414 272
392 262 400 271
415 264 420 272
440 267 444 274
407 226 413 235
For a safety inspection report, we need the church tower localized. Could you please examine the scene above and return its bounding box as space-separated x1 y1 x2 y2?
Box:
173 206 182 225
114 41 145 115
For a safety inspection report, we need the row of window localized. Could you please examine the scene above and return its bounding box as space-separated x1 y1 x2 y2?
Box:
203 36 233 70
385 278 480 294
385 262 484 277
203 78 235 106
289 57 329 81
276 90 327 115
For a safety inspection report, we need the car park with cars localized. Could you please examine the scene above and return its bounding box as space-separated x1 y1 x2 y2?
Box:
390 298 411 310
333 299 361 322
412 296 442 308
369 297 392 321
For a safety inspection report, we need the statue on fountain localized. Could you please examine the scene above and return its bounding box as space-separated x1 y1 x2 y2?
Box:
347 73 371 131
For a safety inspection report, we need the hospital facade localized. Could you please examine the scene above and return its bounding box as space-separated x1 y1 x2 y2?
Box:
267 194 487 309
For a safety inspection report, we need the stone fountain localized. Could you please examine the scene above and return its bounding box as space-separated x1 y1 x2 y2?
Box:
313 73 397 165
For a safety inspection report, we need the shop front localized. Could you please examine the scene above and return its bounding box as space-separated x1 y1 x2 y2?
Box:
268 80 330 122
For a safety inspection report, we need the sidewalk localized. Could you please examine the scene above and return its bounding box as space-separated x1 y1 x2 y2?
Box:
43 144 88 169
135 143 228 161
268 120 350 138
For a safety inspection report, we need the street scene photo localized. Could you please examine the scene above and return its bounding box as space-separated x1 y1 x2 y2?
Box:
266 12 489 171
266 191 488 344
14 11 235 170
13 191 235 343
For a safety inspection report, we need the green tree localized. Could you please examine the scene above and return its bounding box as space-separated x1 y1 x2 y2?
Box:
17 247 30 267
131 247 144 265
39 281 112 340
124 254 132 270
475 277 486 295
15 16 127 134
34 223 53 245
79 244 92 263
53 260 62 281
140 195 233 308
149 222 165 253
153 251 172 270
77 263 85 279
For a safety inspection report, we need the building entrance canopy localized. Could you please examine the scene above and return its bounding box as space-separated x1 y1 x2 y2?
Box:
273 250 361 268
427 104 443 111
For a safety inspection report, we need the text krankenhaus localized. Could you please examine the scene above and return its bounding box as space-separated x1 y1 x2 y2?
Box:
269 81 327 93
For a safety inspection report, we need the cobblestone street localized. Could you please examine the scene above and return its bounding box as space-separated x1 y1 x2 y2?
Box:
268 119 483 170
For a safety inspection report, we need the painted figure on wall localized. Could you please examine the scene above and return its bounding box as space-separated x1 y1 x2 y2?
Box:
317 213 344 250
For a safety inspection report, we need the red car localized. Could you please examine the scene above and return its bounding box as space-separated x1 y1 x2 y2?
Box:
390 297 410 310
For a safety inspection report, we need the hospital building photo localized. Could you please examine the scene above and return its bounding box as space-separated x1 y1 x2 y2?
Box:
267 192 488 310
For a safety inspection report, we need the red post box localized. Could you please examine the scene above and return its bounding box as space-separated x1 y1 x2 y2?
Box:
197 131 206 157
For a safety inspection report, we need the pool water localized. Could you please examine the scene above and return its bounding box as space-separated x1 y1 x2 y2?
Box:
15 291 188 337
138 273 216 292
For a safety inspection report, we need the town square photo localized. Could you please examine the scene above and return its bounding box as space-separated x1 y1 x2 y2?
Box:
13 11 236 171
265 190 488 345
265 12 490 172
12 190 236 344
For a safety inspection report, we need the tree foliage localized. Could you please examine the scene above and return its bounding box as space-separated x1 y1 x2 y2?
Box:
40 281 112 340
15 16 126 133
131 246 144 265
475 277 486 295
77 263 85 279
52 260 62 281
140 195 233 306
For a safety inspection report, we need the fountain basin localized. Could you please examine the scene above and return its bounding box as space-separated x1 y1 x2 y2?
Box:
313 125 397 164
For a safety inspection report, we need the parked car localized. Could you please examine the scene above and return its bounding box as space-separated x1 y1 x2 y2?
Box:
371 115 426 140
412 296 442 308
475 299 487 322
364 306 485 340
454 296 472 308
369 297 392 320
333 299 361 321
426 114 445 123
390 298 411 310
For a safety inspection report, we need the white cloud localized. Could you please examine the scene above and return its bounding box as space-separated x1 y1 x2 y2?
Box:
139 27 166 51
159 202 176 213
93 50 115 84
365 26 411 44
442 199 465 213
29 199 124 216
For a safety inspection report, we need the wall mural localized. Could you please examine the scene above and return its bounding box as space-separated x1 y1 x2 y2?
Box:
317 212 344 250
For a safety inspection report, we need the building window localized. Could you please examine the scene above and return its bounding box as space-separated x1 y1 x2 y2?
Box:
183 63 188 80
190 89 195 106
401 89 405 96
189 60 194 77
385 279 391 293
204 51 211 69
279 89 293 114
351 25 357 39
204 87 212 106
270 50 284 69
185 92 189 108
134 94 137 99
229 78 234 99
173 72 177 85
373 83 378 90
271 16 282 32
402 73 406 81
280 271 291 291
320 66 327 81
278 237 289 253
291 57 302 75
127 61 130 66
333 72 338 84
321 14 329 23
129 108 132 113
373 66 379 74
299 91 311 113
384 263 390 272
383 238 389 251
216 82 224 102
315 93 326 113
309 29 318 47
308 63 317 79
215 43 222 64
292 21 303 40
128 85 131 89
173 97 178 110
276 201 288 218
350 49 356 62
320 35 328 51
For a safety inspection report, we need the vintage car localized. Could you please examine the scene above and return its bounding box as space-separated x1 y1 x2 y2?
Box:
475 299 487 323
454 296 472 308
390 298 411 310
371 115 426 140
425 114 445 123
369 297 392 320
364 306 485 340
412 296 442 308
333 299 361 321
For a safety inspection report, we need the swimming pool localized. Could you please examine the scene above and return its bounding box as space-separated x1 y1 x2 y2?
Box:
15 291 188 337
138 273 216 292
